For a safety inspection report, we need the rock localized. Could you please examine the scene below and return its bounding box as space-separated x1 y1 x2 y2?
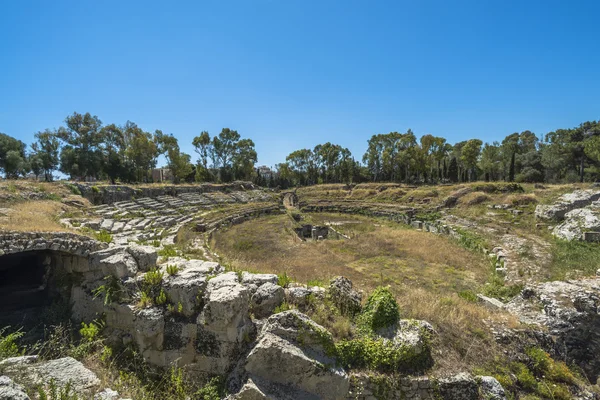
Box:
94 388 120 400
134 308 165 353
506 278 600 381
553 207 600 241
251 283 284 319
285 286 312 308
126 245 158 272
0 356 38 368
535 189 600 221
241 272 278 287
438 372 478 400
163 260 223 316
239 310 348 399
3 357 101 395
477 294 505 309
328 276 362 316
0 376 30 400
478 376 506 400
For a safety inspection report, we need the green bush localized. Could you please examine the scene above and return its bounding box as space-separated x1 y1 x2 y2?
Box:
65 183 82 196
277 271 292 288
335 334 430 373
0 327 23 359
94 230 113 244
92 275 122 305
358 286 400 333
38 379 78 400
166 264 180 276
158 245 177 258
194 376 226 400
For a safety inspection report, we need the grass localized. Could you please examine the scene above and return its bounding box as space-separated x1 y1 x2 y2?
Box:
0 200 78 232
547 238 600 280
212 212 519 375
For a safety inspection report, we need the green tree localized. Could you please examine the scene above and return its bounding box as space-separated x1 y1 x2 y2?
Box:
460 139 482 182
154 130 193 183
31 129 60 181
57 112 104 180
0 133 27 178
124 122 158 182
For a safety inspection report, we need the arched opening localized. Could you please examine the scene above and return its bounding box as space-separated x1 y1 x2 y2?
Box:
0 250 86 330
0 251 50 311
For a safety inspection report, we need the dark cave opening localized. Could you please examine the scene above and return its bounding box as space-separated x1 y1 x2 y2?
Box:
0 251 51 312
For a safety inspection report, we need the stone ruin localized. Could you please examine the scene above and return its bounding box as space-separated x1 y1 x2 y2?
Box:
0 230 510 399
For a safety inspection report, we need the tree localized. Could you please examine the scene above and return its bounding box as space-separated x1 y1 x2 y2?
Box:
31 129 60 181
57 112 105 180
124 122 158 182
210 128 257 182
478 142 502 181
192 131 212 182
0 133 27 178
460 139 482 182
154 130 193 183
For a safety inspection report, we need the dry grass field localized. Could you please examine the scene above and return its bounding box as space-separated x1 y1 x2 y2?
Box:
211 212 520 373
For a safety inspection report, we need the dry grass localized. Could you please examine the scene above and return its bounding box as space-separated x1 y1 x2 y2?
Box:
212 212 522 374
212 213 489 293
460 191 490 206
0 201 77 232
398 286 519 373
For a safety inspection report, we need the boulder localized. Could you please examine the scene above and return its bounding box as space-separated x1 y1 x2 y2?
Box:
438 372 478 400
328 276 362 316
0 376 29 400
94 388 120 400
553 207 600 241
285 286 312 308
241 311 348 400
478 376 506 400
506 278 600 381
241 272 278 287
2 357 100 396
535 189 600 221
163 260 223 316
126 245 158 272
251 283 284 319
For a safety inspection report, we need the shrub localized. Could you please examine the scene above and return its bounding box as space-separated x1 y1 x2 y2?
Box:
92 275 122 305
158 245 177 258
166 264 180 276
38 379 78 400
194 376 226 400
335 334 431 373
65 183 82 196
94 230 113 244
0 327 23 359
277 271 292 287
79 321 102 343
144 268 164 287
358 286 400 333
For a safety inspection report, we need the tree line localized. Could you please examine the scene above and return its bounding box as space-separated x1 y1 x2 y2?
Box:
1 112 599 187
0 112 256 184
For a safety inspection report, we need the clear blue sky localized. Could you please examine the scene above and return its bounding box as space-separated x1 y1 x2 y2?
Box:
1 0 599 168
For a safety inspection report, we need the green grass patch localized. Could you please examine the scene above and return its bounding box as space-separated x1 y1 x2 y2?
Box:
548 238 600 280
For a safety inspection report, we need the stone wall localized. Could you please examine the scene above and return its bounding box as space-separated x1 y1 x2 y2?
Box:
74 181 265 205
0 231 106 257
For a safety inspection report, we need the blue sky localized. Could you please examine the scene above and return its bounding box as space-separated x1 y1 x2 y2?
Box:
1 0 599 168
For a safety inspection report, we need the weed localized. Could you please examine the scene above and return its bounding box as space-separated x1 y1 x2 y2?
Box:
274 302 292 313
95 229 113 243
166 264 180 276
138 291 153 308
65 183 82 196
158 244 177 258
93 275 122 305
37 379 78 400
0 327 23 359
79 320 103 343
457 290 478 303
144 268 164 287
156 289 168 306
277 271 292 288
357 286 400 333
